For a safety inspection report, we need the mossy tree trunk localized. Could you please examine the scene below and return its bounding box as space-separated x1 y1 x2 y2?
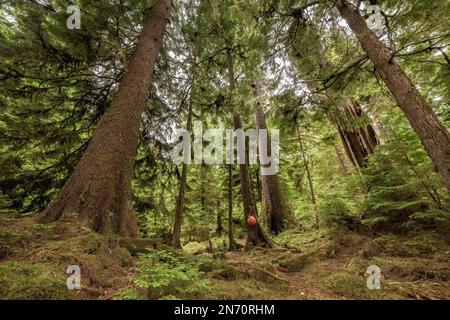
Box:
38 0 172 236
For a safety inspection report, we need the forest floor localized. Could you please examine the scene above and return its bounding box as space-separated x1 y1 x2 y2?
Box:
1 215 449 300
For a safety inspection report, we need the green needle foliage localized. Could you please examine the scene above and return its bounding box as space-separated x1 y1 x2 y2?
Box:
0 0 449 255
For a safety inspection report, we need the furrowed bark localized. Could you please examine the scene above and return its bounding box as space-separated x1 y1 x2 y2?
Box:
331 98 379 168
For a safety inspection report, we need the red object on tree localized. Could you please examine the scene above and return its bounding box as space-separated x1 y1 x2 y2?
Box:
247 215 257 226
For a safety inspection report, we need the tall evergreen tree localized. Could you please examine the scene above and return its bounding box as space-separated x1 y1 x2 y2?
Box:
39 0 172 235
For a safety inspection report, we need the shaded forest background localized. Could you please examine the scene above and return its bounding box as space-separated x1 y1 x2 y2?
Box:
0 0 449 300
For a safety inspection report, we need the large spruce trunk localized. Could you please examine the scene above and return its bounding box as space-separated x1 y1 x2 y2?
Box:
337 0 450 192
38 0 172 235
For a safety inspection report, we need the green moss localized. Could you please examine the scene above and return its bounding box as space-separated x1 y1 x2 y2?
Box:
183 241 207 254
277 229 326 248
159 295 180 300
0 262 74 300
325 273 370 298
134 249 211 299
213 263 239 280
208 278 293 300
197 257 217 273
114 288 146 300
0 229 31 259
30 224 55 236
278 254 310 272
0 229 30 246
383 233 443 257
25 231 133 290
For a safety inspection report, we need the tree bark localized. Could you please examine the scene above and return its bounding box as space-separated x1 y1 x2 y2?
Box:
227 164 239 251
38 0 172 235
335 144 351 176
254 166 262 203
216 199 224 234
172 83 194 248
297 127 319 227
337 0 450 192
200 163 207 212
172 159 187 248
226 47 240 250
286 15 378 171
330 98 378 168
234 114 272 247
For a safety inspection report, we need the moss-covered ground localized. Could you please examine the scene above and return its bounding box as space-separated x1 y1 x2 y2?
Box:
1 215 449 300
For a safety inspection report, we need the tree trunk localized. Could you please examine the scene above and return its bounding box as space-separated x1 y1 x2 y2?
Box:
331 98 378 168
254 100 293 234
216 199 224 234
172 80 194 248
337 0 450 192
172 159 187 248
38 0 172 235
227 164 239 251
234 114 272 247
254 166 262 203
297 127 319 227
200 163 207 213
287 17 379 170
226 48 271 247
226 47 240 251
335 144 351 176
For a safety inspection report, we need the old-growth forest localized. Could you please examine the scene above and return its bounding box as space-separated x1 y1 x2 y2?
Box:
0 0 450 301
